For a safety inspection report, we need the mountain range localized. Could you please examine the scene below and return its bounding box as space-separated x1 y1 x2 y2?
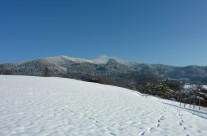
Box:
0 55 207 88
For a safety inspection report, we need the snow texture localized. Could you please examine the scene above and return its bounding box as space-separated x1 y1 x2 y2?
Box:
0 75 207 136
45 56 94 64
202 85 207 89
183 84 197 93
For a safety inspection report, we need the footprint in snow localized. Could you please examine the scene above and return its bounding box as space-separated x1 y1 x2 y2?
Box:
110 132 116 136
179 121 183 126
160 116 164 120
148 127 153 132
157 116 164 123
139 131 145 136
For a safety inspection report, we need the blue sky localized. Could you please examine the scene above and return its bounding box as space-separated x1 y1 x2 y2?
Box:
0 0 207 66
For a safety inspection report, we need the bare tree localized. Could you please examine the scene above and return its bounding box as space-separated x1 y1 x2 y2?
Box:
43 66 52 77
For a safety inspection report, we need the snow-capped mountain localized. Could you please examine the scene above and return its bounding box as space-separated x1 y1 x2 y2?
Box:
0 55 207 87
0 75 206 136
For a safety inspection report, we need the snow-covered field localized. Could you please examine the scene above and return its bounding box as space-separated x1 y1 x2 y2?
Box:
203 85 207 89
0 76 207 136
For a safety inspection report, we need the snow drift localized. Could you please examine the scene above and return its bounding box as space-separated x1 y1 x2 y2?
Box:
0 75 206 136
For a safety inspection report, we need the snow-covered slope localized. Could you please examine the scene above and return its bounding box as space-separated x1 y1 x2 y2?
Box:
44 56 94 64
183 84 198 93
92 56 132 66
0 76 207 136
202 85 207 89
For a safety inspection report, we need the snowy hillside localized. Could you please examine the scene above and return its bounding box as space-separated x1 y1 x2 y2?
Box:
1 55 207 85
0 76 207 136
183 84 198 93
